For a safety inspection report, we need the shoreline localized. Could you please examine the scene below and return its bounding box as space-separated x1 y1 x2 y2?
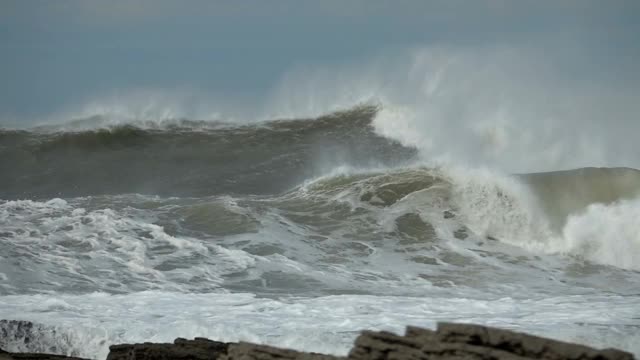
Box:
1 320 634 360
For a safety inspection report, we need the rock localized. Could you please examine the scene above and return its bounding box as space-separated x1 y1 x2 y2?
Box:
348 330 425 360
106 337 228 360
348 323 634 360
223 342 343 360
418 341 531 360
0 349 12 360
433 322 634 360
403 326 436 340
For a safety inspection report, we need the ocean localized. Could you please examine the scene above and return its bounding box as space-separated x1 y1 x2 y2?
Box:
1 105 639 359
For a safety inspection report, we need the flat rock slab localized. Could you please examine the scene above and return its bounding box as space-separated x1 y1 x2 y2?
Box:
348 323 634 360
434 323 633 360
106 338 228 360
223 342 344 360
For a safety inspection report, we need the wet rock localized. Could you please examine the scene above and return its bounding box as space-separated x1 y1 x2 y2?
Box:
223 342 342 360
349 323 634 360
433 322 633 360
106 338 228 360
348 330 425 360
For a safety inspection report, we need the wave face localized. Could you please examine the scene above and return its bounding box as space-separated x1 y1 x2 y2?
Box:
0 106 415 199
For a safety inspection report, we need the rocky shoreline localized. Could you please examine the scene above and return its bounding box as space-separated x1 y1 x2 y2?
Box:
1 320 634 360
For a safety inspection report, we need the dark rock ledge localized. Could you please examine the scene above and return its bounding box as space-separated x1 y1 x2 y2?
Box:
0 321 634 360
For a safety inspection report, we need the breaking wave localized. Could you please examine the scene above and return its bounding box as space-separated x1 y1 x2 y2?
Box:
3 165 639 301
295 166 640 271
2 43 640 358
0 106 415 199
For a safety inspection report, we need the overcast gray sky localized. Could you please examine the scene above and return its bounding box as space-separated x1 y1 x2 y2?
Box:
1 0 639 122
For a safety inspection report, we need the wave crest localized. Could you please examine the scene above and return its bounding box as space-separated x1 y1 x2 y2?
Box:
0 106 415 200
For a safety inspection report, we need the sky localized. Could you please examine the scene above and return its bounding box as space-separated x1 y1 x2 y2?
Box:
1 0 639 123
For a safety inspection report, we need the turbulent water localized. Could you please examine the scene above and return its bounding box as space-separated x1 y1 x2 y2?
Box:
1 105 640 358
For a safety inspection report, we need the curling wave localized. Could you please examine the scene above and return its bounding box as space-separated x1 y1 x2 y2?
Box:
0 106 415 199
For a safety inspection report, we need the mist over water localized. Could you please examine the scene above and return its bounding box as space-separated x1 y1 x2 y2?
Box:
28 46 638 171
267 47 640 172
1 46 640 358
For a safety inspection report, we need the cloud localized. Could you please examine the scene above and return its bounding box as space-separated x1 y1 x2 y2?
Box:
3 0 638 33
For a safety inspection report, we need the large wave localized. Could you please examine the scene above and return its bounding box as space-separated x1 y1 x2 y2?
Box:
2 46 639 284
266 47 640 173
0 106 415 199
3 166 639 300
295 166 640 271
11 47 639 172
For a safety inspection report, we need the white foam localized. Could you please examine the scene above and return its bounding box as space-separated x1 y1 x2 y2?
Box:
22 45 640 175
447 167 554 248
444 167 640 271
559 198 640 270
0 199 257 293
265 47 640 172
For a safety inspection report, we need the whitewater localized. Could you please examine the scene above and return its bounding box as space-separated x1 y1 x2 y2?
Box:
1 48 640 359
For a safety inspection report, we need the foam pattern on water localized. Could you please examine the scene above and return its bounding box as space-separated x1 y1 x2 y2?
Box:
560 199 640 270
0 199 256 294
